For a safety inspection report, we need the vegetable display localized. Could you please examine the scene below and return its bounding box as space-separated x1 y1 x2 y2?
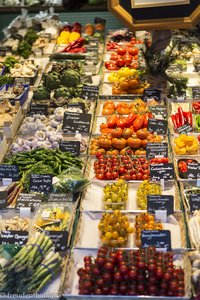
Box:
171 107 193 130
174 134 199 155
0 232 62 294
78 247 185 296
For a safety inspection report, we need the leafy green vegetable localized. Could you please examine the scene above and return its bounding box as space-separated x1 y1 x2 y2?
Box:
17 40 32 59
0 75 14 86
24 29 38 45
53 167 89 193
4 56 18 71
54 86 71 99
33 86 50 100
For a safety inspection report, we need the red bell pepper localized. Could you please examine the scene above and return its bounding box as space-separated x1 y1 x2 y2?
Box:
171 114 177 129
125 113 137 127
178 107 185 126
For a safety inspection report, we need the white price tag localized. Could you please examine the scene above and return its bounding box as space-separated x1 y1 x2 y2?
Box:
155 210 167 223
20 207 31 218
42 210 50 219
2 178 12 186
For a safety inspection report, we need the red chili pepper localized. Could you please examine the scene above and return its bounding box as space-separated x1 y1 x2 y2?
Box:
125 113 137 127
175 113 181 127
178 107 185 126
67 47 86 53
171 114 177 129
61 37 84 53
187 111 193 127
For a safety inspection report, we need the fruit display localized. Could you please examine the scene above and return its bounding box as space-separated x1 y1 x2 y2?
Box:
90 130 164 156
93 155 150 180
177 158 198 179
136 180 162 210
98 210 134 247
134 213 163 247
103 179 128 210
57 23 81 45
112 75 149 95
100 98 158 115
174 134 199 155
77 247 185 296
104 45 139 70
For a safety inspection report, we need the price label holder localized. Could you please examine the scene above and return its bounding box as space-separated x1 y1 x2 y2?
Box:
16 193 43 210
192 86 200 99
141 230 171 251
59 141 80 156
45 230 68 252
0 165 19 182
143 88 161 101
29 104 48 116
189 194 200 211
30 174 53 194
148 118 168 135
20 207 31 218
62 112 92 134
149 105 167 119
81 75 93 85
48 193 73 202
150 163 174 181
146 143 168 159
187 162 200 179
155 210 167 223
0 191 8 209
0 230 28 246
177 123 193 134
2 178 12 186
147 195 174 215
81 85 99 101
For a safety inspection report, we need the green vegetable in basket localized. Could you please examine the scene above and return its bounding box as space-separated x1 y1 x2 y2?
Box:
17 40 32 59
53 167 90 193
4 56 18 71
33 86 50 100
24 29 38 46
0 75 14 86
61 69 80 87
43 72 61 91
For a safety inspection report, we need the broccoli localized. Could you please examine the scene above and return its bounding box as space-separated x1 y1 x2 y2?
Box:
43 72 61 91
33 86 50 100
61 69 80 87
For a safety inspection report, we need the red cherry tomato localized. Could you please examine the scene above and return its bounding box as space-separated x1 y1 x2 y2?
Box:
117 47 126 56
116 57 125 67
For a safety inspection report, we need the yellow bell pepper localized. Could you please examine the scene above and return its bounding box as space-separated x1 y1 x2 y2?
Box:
69 32 80 42
60 31 70 39
175 140 186 148
174 146 186 155
186 144 198 154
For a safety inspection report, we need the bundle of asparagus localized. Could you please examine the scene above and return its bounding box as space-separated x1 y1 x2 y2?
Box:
0 232 62 294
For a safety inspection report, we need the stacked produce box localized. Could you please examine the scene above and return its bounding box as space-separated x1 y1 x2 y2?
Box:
0 12 199 300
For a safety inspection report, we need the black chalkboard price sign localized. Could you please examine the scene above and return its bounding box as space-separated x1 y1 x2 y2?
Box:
59 141 80 156
30 174 53 194
187 163 200 179
45 230 68 251
29 104 48 116
146 143 168 159
143 88 161 101
81 85 99 101
62 112 92 134
16 193 43 210
148 118 168 135
141 230 171 251
150 163 174 181
177 123 193 134
189 194 200 211
0 230 28 246
147 195 174 215
192 86 200 99
0 165 19 181
150 105 167 119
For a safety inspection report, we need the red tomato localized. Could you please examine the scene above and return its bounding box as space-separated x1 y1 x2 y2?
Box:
133 55 138 61
110 52 118 61
116 57 125 67
117 47 126 56
123 55 133 66
104 61 118 70
127 47 138 56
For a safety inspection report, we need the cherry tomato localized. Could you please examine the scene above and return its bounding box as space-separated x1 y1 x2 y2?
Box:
136 172 143 180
